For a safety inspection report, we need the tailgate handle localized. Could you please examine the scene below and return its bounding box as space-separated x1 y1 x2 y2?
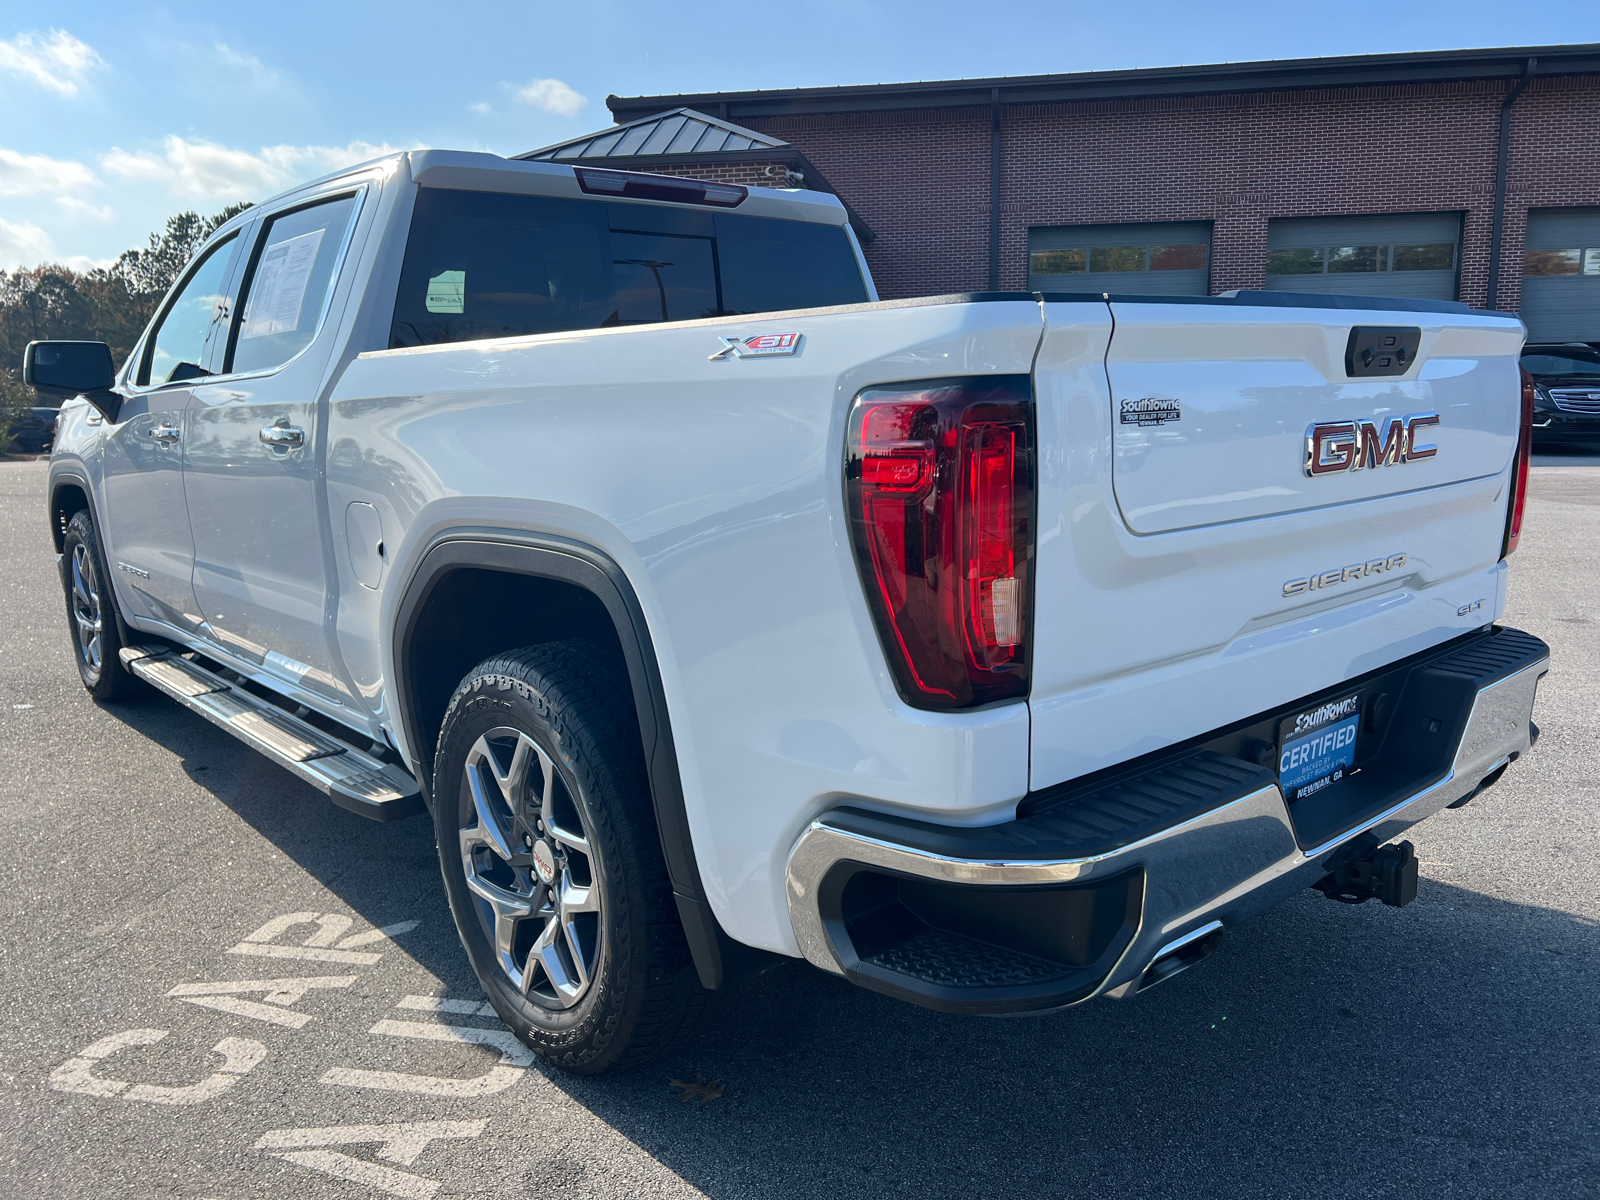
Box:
1345 327 1421 378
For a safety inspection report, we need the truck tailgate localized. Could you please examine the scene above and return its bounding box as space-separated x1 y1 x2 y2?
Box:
1028 296 1525 792
1106 302 1524 533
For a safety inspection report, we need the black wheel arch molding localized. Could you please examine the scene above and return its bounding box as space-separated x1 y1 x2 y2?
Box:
389 527 754 989
47 465 139 651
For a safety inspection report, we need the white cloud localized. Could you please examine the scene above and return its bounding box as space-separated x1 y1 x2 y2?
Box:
103 136 405 201
513 78 587 117
211 41 294 95
57 195 114 222
0 215 54 269
470 101 492 115
0 147 96 197
60 253 114 272
0 30 103 98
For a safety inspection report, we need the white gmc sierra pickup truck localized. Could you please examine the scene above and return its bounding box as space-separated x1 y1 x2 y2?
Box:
30 150 1548 1073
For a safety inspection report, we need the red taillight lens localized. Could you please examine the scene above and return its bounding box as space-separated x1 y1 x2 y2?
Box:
845 377 1033 709
1502 367 1535 559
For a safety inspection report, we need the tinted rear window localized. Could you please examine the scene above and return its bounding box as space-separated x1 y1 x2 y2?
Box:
389 188 867 348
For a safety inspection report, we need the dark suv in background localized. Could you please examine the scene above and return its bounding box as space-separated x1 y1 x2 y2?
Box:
7 406 58 455
1522 343 1600 448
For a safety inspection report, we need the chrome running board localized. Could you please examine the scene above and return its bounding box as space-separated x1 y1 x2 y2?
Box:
120 645 424 822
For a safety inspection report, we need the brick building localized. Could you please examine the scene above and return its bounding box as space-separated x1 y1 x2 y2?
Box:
524 45 1600 342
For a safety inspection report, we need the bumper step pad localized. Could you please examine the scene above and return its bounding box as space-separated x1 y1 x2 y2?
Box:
789 625 1550 1014
120 646 423 821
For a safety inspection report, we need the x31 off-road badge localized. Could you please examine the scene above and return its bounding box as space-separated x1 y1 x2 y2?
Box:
708 332 802 360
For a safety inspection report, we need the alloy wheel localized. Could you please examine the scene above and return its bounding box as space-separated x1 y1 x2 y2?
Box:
459 727 602 1009
70 543 103 676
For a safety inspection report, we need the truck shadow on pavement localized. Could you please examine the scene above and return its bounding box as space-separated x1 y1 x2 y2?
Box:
559 884 1600 1200
104 693 1600 1200
100 691 474 989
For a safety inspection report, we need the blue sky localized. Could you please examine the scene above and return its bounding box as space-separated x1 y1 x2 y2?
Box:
3 0 1596 270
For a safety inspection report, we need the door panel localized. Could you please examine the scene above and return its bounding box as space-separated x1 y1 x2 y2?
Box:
100 390 202 630
1029 222 1211 296
186 190 363 706
101 230 242 631
1264 214 1461 301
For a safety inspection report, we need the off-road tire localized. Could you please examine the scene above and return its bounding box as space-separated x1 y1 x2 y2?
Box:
60 508 138 701
433 640 704 1073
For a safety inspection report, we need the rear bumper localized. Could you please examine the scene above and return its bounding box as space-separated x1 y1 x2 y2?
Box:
785 626 1548 1013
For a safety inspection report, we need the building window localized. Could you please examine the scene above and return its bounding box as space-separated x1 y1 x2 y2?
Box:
1029 248 1084 274
1266 248 1323 275
1031 244 1208 274
1524 248 1600 276
1266 243 1455 275
1090 246 1146 273
1327 245 1386 273
1393 243 1455 271
1149 244 1208 271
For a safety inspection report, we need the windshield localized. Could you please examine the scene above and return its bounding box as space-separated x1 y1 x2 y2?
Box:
1523 351 1600 378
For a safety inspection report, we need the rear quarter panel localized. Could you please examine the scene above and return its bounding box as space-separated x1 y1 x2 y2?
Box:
330 299 1044 954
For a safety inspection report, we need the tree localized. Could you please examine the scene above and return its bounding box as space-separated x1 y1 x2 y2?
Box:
0 201 252 448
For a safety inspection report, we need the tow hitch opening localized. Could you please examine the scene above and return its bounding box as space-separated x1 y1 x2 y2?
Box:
1313 834 1418 908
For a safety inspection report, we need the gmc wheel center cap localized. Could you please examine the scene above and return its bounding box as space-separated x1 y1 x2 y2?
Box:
531 839 557 885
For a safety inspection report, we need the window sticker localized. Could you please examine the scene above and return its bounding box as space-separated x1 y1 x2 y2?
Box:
425 270 465 313
241 228 327 340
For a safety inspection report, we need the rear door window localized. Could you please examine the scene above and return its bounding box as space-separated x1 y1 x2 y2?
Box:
226 192 361 375
389 187 867 348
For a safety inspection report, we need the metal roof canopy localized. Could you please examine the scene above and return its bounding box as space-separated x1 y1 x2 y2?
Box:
514 107 875 242
607 44 1600 121
521 107 789 161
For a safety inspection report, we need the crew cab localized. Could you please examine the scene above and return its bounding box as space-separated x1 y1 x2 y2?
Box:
29 150 1547 1072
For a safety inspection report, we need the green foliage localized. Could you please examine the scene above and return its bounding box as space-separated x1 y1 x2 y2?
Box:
0 201 253 446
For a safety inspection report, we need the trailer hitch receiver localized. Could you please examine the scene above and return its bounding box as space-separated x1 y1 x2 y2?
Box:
1313 835 1418 908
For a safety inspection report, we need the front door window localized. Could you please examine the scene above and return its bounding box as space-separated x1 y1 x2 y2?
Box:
139 234 238 386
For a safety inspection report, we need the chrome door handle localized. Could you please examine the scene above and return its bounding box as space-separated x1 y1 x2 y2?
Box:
148 424 180 446
259 420 306 453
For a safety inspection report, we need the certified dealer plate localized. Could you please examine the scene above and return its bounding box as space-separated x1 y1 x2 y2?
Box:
1278 693 1361 802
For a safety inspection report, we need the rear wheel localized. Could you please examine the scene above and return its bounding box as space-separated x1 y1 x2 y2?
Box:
433 641 703 1073
60 509 137 701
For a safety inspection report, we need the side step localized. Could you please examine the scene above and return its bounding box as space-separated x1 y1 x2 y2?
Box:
120 646 424 822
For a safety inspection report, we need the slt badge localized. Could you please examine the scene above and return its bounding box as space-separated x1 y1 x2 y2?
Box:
709 332 802 361
1305 413 1439 477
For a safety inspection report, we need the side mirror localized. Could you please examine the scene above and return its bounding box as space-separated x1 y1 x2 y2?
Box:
23 340 121 423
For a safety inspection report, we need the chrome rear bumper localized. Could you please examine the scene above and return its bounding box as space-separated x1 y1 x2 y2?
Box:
785 633 1547 1010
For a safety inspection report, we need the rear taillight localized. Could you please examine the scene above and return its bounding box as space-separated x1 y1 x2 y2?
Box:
845 376 1033 709
1502 367 1535 559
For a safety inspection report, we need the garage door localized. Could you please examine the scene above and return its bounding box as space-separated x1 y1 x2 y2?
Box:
1028 222 1210 296
1521 208 1600 343
1264 214 1461 300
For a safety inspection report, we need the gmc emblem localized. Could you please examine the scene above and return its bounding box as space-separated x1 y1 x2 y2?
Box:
1304 414 1439 478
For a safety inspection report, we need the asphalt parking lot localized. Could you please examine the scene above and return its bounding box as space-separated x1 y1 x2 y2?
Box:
1 452 1596 1200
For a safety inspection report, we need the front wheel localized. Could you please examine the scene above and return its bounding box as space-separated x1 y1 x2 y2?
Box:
60 509 137 701
433 641 703 1073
